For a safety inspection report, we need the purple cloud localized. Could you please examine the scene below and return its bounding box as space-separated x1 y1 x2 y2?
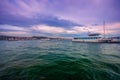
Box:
1 0 120 25
0 0 120 36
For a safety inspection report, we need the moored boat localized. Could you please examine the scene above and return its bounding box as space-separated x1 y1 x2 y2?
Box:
72 32 111 43
72 22 120 43
110 37 120 43
72 36 101 43
72 37 112 43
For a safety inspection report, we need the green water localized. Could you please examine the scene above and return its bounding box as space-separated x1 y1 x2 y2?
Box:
0 40 120 80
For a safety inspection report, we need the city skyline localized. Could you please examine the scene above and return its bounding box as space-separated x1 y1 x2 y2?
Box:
0 0 120 37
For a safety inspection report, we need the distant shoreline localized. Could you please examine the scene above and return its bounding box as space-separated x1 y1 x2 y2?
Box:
0 35 70 41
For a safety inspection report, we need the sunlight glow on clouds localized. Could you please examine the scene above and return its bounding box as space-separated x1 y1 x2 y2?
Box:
0 31 28 36
31 22 120 36
85 22 120 36
0 0 120 37
31 25 65 34
0 24 27 31
0 22 120 37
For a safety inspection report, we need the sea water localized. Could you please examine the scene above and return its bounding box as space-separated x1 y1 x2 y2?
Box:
0 40 120 80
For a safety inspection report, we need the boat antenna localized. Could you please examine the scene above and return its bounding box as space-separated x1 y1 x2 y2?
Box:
103 21 105 38
83 27 90 35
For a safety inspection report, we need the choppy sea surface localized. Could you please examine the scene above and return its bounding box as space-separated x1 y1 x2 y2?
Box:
0 40 120 80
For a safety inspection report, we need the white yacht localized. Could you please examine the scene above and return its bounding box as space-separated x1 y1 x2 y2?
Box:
72 33 111 43
72 22 120 43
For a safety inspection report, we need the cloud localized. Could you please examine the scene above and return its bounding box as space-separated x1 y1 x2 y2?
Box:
0 0 120 31
65 30 78 34
0 31 28 36
0 13 81 28
84 22 120 35
1 0 120 26
0 24 27 31
31 24 87 34
0 22 120 37
0 24 30 36
0 0 81 27
38 15 81 27
0 0 120 37
105 22 120 35
31 25 65 34
31 24 92 35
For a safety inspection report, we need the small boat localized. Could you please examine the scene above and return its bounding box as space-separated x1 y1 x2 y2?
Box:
110 37 120 43
40 38 50 41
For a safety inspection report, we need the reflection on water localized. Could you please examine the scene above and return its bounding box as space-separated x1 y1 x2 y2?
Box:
0 40 120 80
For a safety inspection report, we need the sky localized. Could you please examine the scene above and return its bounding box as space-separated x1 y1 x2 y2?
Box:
0 0 120 37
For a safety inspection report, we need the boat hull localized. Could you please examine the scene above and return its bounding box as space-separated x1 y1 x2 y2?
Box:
72 38 120 43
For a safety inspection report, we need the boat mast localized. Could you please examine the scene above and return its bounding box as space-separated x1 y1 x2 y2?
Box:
103 21 105 38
